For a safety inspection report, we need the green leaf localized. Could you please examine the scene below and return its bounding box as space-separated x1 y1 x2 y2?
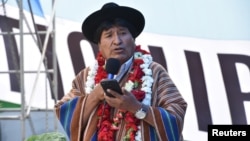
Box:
25 132 67 141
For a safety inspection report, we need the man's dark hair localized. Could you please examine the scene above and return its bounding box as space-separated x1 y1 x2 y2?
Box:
93 18 137 43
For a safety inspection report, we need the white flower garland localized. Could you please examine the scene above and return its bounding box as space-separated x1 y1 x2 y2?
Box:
85 51 153 141
85 60 98 94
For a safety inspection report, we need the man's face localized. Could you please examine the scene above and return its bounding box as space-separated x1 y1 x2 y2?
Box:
98 26 136 64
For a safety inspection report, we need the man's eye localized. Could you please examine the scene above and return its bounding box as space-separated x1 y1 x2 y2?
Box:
105 34 112 38
119 31 127 35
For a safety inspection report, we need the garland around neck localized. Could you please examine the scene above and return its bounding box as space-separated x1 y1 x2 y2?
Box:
85 46 154 141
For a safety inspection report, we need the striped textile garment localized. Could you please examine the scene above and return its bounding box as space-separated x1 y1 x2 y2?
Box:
54 61 187 141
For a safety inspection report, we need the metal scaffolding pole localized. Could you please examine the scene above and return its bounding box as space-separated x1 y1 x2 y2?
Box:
52 0 58 131
18 0 26 140
0 0 58 140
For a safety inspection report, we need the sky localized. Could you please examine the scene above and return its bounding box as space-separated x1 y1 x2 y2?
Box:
6 0 250 40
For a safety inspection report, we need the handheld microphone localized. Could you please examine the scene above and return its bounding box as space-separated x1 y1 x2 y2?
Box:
105 58 120 79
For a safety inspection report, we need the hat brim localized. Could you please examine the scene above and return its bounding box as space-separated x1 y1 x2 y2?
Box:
82 6 145 44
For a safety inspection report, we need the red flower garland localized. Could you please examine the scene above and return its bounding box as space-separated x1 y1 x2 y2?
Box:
96 46 150 141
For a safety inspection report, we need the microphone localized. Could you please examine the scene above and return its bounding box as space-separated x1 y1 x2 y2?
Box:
105 58 120 79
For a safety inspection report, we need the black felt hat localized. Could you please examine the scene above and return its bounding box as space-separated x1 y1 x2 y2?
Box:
81 2 145 43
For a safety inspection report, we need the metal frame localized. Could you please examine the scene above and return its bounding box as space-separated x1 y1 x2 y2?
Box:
0 0 58 140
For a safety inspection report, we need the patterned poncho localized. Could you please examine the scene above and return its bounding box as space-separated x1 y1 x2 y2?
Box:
55 61 187 141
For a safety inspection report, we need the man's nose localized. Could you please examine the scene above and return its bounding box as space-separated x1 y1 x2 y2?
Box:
113 34 122 45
